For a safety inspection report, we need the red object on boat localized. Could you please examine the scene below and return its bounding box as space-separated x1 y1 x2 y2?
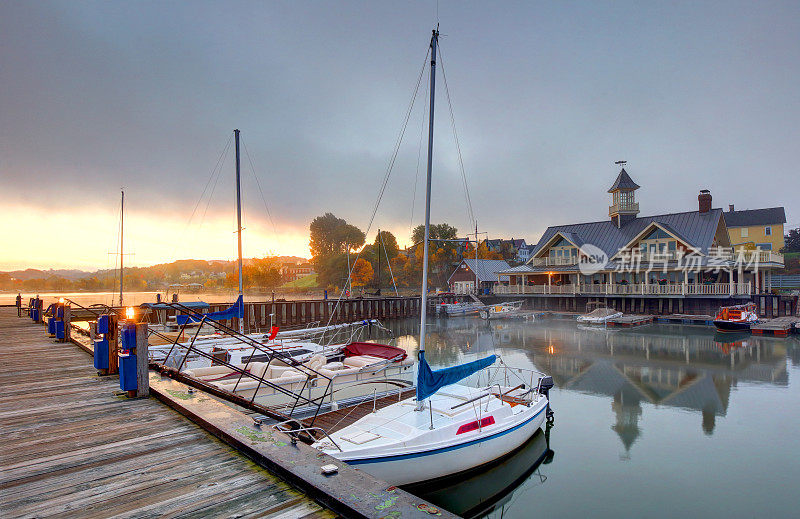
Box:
343 342 407 361
268 326 279 341
456 416 495 435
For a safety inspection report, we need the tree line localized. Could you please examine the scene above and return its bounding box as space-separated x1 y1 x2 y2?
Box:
309 212 503 292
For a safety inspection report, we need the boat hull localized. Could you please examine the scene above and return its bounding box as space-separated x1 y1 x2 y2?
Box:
335 400 548 485
713 320 753 332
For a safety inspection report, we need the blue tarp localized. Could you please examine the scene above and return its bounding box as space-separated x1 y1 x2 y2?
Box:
416 351 496 402
176 295 243 325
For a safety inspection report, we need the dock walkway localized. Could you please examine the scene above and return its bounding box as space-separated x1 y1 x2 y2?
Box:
0 308 333 518
751 316 800 337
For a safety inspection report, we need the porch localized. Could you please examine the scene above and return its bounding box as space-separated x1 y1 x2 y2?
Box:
495 282 752 297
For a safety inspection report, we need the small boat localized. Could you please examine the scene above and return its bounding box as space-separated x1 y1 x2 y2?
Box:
713 303 759 332
441 301 484 316
577 307 623 324
478 301 526 320
309 29 553 486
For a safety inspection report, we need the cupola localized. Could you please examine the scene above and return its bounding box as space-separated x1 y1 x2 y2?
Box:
608 163 640 228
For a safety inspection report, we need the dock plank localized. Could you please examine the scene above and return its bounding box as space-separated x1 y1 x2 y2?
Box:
0 309 334 519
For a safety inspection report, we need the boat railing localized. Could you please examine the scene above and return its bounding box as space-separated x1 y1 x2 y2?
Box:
150 301 338 423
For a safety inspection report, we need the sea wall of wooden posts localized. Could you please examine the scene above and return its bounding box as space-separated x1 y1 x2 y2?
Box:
148 295 457 332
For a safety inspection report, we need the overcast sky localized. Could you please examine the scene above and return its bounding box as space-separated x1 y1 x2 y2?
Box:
1 1 798 271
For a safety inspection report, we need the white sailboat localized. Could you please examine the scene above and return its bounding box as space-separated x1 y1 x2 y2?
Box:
310 29 554 485
154 130 413 406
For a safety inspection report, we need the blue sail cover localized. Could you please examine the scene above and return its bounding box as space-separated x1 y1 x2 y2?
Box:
416 350 496 402
176 295 243 325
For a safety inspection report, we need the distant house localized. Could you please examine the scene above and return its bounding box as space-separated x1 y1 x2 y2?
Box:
447 258 510 294
724 206 786 251
517 244 535 263
281 262 314 282
483 238 528 261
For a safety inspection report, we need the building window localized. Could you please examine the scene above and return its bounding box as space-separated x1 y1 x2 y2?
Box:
765 226 771 236
740 228 749 238
757 243 772 251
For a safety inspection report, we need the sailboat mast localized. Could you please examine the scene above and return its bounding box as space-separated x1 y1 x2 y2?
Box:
234 129 244 334
119 189 124 307
377 228 381 294
419 28 438 355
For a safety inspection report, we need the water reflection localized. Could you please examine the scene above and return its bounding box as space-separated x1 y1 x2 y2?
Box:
388 317 792 447
410 424 555 519
386 317 799 518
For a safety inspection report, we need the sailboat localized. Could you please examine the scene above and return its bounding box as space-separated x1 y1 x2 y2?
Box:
311 29 554 485
152 130 414 404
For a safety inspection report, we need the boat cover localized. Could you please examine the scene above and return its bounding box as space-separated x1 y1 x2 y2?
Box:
344 342 407 360
416 351 496 402
175 295 243 325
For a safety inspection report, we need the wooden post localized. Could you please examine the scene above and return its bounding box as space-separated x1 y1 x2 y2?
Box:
108 314 119 375
63 305 71 343
135 322 149 398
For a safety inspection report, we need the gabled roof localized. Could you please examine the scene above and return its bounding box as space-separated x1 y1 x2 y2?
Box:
532 231 585 258
610 220 699 259
724 207 786 227
530 208 724 260
607 168 640 192
452 258 511 283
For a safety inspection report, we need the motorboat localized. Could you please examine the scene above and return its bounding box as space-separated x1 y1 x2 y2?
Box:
308 29 553 486
713 303 759 332
577 307 623 324
441 301 484 316
478 301 527 320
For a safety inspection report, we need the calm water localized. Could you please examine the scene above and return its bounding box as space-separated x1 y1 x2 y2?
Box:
383 317 800 519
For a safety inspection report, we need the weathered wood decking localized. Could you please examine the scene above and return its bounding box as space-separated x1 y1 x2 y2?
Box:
0 309 334 518
751 316 800 337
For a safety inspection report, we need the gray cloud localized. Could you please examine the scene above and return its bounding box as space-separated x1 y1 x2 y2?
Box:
1 0 798 257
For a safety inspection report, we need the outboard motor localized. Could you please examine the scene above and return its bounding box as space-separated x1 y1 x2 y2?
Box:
538 375 555 421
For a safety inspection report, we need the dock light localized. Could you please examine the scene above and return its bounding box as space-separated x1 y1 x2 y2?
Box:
125 307 135 321
58 297 65 303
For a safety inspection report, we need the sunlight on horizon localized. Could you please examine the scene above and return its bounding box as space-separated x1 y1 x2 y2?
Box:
0 202 314 271
0 202 420 271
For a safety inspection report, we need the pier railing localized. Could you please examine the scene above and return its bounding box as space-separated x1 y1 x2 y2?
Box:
495 282 752 297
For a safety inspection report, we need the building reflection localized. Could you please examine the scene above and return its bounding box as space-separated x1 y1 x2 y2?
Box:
388 317 793 454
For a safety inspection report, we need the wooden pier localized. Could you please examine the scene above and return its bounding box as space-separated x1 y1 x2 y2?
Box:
655 314 715 326
0 308 456 519
606 315 655 328
0 308 334 518
751 316 800 337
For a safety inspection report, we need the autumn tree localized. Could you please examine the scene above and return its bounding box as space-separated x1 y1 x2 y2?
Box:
350 258 374 287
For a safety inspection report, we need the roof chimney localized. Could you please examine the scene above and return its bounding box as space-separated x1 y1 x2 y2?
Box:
698 190 712 214
728 204 734 212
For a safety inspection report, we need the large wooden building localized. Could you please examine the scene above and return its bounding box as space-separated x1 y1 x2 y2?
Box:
494 168 790 315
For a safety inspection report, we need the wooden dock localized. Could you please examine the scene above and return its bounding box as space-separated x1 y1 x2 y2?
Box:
655 314 715 325
606 314 654 327
2 308 458 519
0 308 334 518
751 316 800 337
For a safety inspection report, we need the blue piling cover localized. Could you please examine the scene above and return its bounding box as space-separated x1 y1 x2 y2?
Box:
97 315 109 335
94 338 109 370
55 320 65 340
119 353 137 391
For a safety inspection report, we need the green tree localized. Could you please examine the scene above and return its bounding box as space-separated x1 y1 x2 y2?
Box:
782 228 800 253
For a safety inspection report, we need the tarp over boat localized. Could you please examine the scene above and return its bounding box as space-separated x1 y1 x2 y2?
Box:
175 295 243 325
416 351 496 402
344 342 407 360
